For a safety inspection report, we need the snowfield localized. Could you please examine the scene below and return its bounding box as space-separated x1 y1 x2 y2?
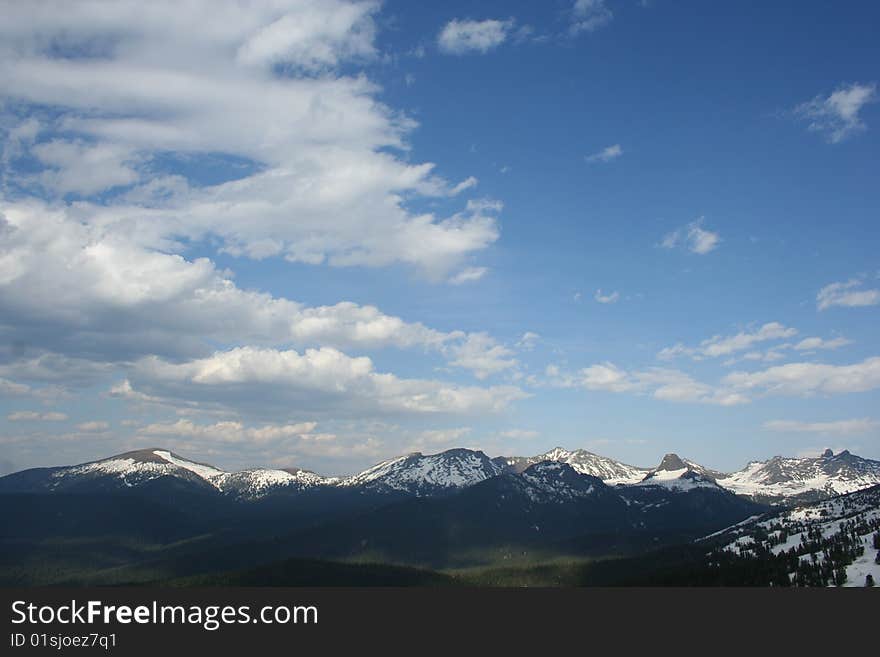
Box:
708 485 880 587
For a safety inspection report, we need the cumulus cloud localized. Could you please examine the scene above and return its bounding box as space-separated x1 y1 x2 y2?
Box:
0 200 512 381
763 418 879 435
793 82 877 143
234 1 378 71
660 218 721 255
437 18 513 54
585 144 623 163
0 1 497 277
31 140 141 195
570 0 613 35
445 333 518 380
817 278 880 310
119 346 528 417
580 362 637 393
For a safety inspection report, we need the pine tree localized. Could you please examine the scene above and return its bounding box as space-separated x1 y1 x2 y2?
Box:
866 574 875 587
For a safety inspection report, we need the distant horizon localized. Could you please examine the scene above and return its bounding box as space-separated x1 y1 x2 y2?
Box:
1 441 867 480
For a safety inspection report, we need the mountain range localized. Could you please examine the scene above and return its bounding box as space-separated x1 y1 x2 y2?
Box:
4 445 877 505
2 445 879 585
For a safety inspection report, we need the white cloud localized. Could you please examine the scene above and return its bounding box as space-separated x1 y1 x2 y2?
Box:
594 289 620 304
31 140 141 195
639 369 746 406
656 344 690 361
445 333 517 380
138 419 320 444
732 349 787 365
7 411 68 421
794 82 877 143
793 336 852 351
0 1 498 277
448 176 479 195
234 1 377 71
438 18 513 54
0 1 516 452
817 278 880 310
121 346 528 416
544 353 880 406
570 0 613 35
580 362 637 393
660 218 721 255
723 356 880 397
0 200 510 381
557 362 748 406
0 377 67 400
515 332 540 351
448 266 488 285
585 144 622 163
699 322 797 358
0 379 25 396
658 322 798 361
763 418 879 435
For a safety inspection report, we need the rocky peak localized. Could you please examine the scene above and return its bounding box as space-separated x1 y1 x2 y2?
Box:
656 453 688 471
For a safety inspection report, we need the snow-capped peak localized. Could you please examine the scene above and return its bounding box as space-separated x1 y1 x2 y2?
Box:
634 453 725 491
637 467 720 491
503 447 648 485
51 448 331 499
715 450 880 503
343 448 504 495
153 449 225 483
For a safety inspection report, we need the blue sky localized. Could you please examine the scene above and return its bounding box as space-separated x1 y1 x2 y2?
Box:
0 0 878 475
